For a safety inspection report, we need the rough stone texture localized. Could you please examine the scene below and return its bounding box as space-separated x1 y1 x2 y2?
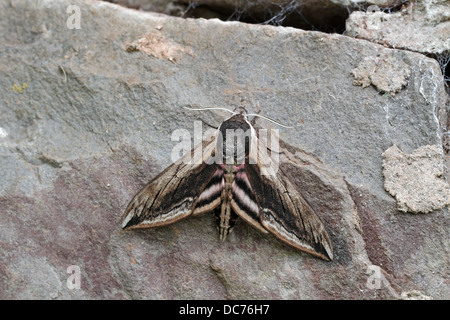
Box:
0 0 448 299
346 1 450 55
351 53 411 94
422 0 450 24
125 32 194 62
401 290 434 300
382 145 450 213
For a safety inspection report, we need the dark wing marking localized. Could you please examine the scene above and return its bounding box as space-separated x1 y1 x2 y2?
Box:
244 162 334 261
192 166 225 215
122 138 218 230
230 165 268 234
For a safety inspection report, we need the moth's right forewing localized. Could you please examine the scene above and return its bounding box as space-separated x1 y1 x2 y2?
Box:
122 138 217 230
245 163 334 261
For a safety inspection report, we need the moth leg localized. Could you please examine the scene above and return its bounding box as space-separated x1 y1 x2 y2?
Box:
214 204 238 241
201 119 218 130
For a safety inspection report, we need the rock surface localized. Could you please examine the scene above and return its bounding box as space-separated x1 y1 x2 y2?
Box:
383 145 450 213
0 0 448 299
351 53 411 94
346 0 450 55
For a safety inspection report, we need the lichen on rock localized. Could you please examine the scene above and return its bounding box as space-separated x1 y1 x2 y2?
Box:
351 54 411 94
382 145 450 213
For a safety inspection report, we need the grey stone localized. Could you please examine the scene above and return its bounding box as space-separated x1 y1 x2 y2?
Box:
346 1 450 55
382 145 450 213
401 290 434 300
351 53 411 94
0 0 448 300
422 0 450 24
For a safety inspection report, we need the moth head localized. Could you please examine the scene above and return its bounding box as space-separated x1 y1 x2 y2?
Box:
232 106 247 117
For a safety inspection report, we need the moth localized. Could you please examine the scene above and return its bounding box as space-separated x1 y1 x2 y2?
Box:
122 108 333 261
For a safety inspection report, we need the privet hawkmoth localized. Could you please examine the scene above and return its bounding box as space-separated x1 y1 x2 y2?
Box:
122 108 333 261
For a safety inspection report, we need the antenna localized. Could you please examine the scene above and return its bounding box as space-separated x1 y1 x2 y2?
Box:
183 105 235 114
183 105 293 129
246 113 294 129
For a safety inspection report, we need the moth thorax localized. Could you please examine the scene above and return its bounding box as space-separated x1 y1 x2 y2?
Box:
218 115 252 165
219 128 250 165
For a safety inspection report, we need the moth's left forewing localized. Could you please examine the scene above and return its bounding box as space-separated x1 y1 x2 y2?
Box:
122 137 218 230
